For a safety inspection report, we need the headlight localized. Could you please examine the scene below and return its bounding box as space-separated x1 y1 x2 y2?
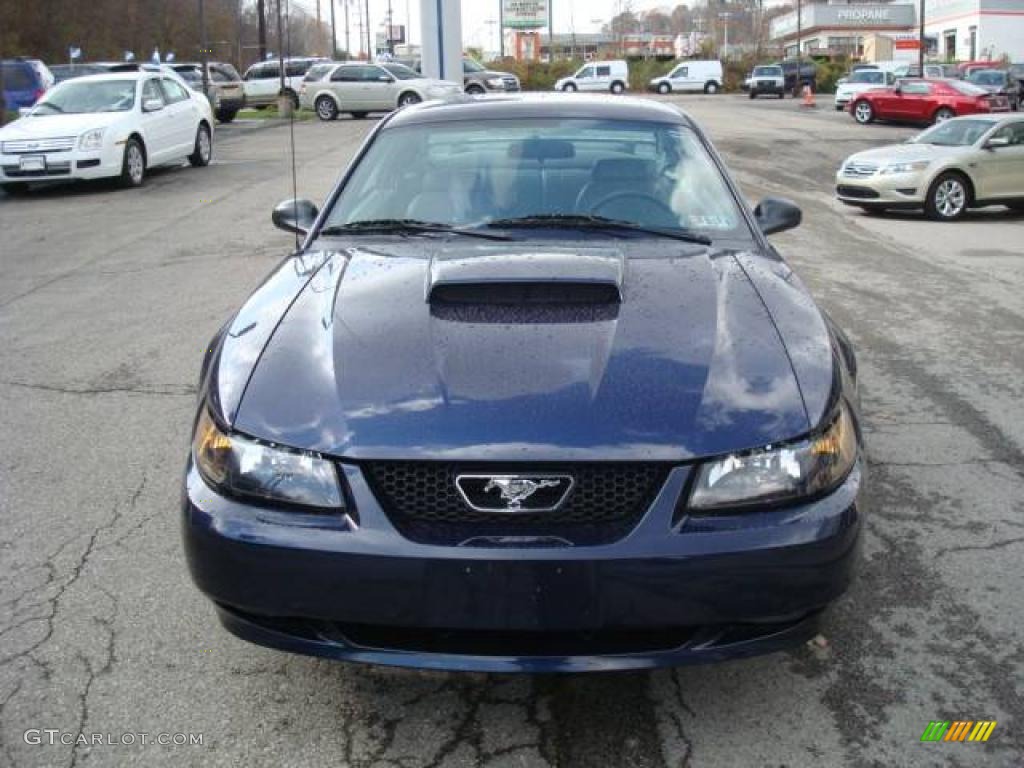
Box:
879 160 930 175
79 128 105 151
688 405 858 513
485 77 504 88
193 409 344 510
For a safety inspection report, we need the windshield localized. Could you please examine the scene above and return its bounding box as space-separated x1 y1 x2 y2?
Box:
752 67 780 77
968 70 1005 86
463 58 486 73
32 80 136 114
323 118 747 239
849 71 884 84
948 80 989 96
911 119 991 146
304 63 335 82
383 63 419 80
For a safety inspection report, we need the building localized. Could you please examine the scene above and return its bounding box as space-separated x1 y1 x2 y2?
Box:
770 2 917 58
924 0 1024 62
507 31 678 61
769 0 1024 62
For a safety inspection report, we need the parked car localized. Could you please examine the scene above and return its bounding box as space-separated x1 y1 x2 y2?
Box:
648 60 723 94
300 61 461 121
183 93 864 673
744 65 785 99
169 62 245 123
0 71 214 193
958 60 1001 78
836 115 1024 219
923 63 961 80
780 60 818 94
24 59 55 90
967 69 1021 111
398 56 520 94
555 60 629 93
50 63 112 84
243 57 327 109
834 69 897 111
1 59 50 111
849 79 1010 126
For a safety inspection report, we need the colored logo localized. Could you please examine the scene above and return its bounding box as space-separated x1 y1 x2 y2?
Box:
921 721 997 743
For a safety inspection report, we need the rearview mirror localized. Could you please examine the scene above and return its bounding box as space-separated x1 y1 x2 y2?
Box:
143 98 164 112
754 197 802 236
985 136 1011 149
272 198 319 236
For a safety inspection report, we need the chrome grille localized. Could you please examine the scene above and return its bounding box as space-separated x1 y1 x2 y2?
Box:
501 76 520 91
842 161 878 179
2 137 76 154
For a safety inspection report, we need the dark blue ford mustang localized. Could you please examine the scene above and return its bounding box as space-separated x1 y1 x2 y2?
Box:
183 94 864 672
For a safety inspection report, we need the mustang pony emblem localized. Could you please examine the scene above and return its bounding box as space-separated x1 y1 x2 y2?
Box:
484 477 561 510
455 474 574 513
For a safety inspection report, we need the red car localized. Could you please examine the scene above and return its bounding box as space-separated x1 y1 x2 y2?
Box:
849 78 1010 126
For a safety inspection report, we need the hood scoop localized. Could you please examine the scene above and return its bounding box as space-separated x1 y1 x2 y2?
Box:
427 249 624 305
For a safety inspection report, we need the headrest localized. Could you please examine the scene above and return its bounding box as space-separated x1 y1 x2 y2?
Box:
592 158 654 182
508 138 576 161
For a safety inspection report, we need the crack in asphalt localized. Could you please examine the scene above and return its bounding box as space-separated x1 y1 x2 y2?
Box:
1 380 196 398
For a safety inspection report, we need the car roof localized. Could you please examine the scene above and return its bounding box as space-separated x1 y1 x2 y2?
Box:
384 94 691 130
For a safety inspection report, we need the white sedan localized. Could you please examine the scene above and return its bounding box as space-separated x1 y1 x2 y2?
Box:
0 71 214 193
300 61 462 121
835 114 1024 220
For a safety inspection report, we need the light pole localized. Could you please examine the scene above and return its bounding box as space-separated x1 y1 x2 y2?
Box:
795 0 802 96
365 0 372 59
199 0 210 99
387 0 395 54
344 0 351 57
918 0 925 75
330 0 338 58
499 0 505 58
718 12 731 61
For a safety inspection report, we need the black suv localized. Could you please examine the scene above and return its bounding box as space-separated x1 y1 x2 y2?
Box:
781 60 818 94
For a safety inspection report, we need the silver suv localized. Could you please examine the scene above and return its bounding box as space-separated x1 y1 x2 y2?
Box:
398 56 520 94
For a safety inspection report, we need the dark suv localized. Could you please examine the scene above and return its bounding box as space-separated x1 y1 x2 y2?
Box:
399 56 520 93
781 60 818 94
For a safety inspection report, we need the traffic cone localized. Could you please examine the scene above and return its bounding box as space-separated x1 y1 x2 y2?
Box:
801 84 817 108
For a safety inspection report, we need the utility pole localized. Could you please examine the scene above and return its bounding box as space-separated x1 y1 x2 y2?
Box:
499 0 505 58
330 0 338 57
548 0 554 62
365 0 372 59
257 0 268 60
387 0 395 54
795 0 802 96
345 0 351 57
719 11 730 61
199 0 210 100
918 0 925 75
277 0 286 91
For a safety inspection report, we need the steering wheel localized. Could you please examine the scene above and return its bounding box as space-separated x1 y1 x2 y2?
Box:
588 191 677 226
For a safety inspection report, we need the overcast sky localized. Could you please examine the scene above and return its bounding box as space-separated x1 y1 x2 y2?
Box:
294 1 699 55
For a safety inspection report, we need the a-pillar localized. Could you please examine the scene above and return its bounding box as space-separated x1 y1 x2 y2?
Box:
419 0 463 83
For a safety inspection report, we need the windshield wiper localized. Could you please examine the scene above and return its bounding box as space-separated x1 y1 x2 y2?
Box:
32 102 63 114
486 214 712 245
319 219 511 241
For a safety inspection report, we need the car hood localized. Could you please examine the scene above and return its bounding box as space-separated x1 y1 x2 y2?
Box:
412 77 461 89
0 112 123 140
845 142 967 165
229 242 825 462
836 82 884 96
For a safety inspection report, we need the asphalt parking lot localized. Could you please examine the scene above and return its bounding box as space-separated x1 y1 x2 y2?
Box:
1 94 1022 768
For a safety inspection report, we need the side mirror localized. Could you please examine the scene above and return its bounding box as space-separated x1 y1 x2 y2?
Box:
18 106 32 117
985 136 1011 150
378 75 394 82
893 85 902 94
272 198 319 236
754 197 802 236
143 98 164 112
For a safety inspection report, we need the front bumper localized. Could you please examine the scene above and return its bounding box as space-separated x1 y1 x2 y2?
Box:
0 143 123 183
835 170 928 207
183 461 864 672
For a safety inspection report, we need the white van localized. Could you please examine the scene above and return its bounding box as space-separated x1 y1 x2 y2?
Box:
554 60 629 93
648 60 724 94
